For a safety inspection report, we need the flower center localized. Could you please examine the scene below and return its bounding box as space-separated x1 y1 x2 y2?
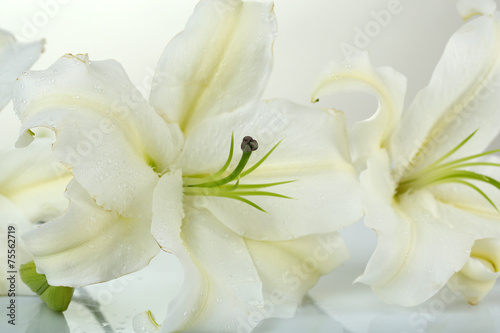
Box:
396 130 500 211
183 134 295 212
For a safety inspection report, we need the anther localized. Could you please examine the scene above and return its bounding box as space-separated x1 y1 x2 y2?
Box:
241 136 258 153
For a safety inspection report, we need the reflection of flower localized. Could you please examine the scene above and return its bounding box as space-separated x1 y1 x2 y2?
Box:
0 28 43 110
312 0 500 306
0 138 70 295
14 0 362 330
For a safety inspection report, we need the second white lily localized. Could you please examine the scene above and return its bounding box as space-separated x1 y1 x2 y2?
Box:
312 0 500 306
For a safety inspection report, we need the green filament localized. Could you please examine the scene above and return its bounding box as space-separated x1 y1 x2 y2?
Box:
397 130 500 211
183 134 295 213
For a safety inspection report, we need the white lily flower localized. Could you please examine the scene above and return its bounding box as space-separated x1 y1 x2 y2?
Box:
0 28 43 110
0 138 71 295
312 0 500 306
14 0 362 331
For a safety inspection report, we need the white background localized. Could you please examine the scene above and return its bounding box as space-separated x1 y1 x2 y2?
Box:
2 1 500 332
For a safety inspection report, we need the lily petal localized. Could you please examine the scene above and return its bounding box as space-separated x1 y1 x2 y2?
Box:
458 0 496 20
22 180 159 287
151 172 264 332
245 232 349 318
359 152 500 305
0 138 70 223
311 51 407 171
448 238 500 305
13 54 184 215
178 99 362 241
0 28 43 110
149 0 276 134
391 9 500 176
0 195 35 295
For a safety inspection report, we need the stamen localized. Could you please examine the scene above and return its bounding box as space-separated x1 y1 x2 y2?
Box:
187 136 257 188
183 135 295 213
396 130 500 211
241 136 258 152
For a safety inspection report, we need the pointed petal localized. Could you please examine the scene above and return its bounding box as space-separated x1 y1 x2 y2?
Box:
22 180 159 287
0 138 70 223
311 51 407 171
359 151 500 306
151 174 264 332
150 0 276 134
391 9 500 175
448 238 500 305
0 29 43 110
13 54 184 215
178 99 362 241
245 232 349 318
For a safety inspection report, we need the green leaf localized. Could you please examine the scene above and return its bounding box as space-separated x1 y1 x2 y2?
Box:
20 261 74 312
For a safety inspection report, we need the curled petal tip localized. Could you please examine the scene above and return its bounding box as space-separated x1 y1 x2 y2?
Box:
457 0 497 20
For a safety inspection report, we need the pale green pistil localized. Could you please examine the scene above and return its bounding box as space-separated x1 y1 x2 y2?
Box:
396 130 500 211
183 135 295 213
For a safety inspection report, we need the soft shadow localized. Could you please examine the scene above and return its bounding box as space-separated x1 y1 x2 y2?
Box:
25 303 70 333
253 294 350 333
